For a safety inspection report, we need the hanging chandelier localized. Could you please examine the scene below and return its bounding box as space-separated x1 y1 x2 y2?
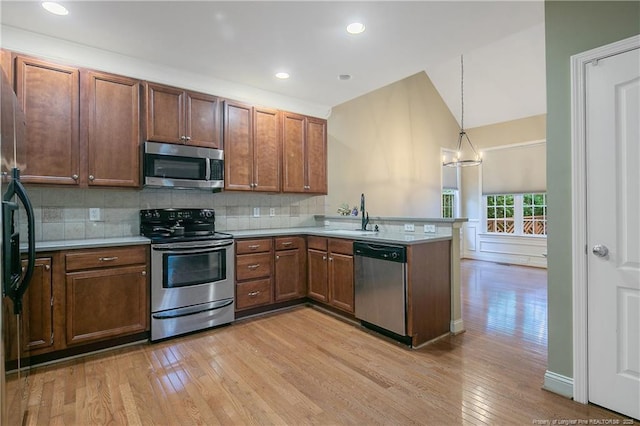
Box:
443 55 482 167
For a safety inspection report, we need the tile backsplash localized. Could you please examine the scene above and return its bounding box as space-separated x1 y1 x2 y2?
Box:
20 187 327 242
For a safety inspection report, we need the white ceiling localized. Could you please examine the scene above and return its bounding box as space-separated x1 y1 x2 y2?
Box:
0 1 546 128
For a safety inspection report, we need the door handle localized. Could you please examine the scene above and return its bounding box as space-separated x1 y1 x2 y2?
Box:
592 244 609 257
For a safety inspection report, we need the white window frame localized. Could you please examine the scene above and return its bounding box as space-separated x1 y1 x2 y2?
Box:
482 193 547 237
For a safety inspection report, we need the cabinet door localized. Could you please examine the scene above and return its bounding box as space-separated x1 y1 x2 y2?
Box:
83 70 140 187
224 101 253 191
186 91 220 148
306 118 327 194
253 107 281 192
65 265 148 346
275 247 306 302
282 112 306 192
145 83 184 144
329 252 354 313
307 249 328 302
16 55 80 185
2 258 53 361
22 258 54 352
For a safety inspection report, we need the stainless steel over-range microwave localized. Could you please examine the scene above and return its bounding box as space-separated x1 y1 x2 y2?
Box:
143 141 224 190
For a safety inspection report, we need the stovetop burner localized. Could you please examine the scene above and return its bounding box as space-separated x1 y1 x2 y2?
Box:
140 208 233 243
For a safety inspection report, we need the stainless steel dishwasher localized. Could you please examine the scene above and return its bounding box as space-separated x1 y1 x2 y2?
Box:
354 242 409 342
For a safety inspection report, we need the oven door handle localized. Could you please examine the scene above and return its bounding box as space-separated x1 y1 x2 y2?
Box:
152 241 233 253
152 299 233 320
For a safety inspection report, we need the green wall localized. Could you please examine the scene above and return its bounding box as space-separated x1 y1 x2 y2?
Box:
545 1 639 379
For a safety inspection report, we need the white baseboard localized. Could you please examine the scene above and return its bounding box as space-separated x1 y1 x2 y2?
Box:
450 319 465 334
543 370 574 398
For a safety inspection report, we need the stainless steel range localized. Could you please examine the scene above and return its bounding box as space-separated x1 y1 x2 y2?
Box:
140 208 235 341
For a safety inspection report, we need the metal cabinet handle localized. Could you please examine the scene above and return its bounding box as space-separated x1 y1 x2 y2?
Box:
44 265 50 271
329 257 333 262
248 245 260 250
141 271 146 276
322 256 327 261
248 291 261 297
592 244 609 258
276 255 280 260
185 136 191 141
281 242 293 247
89 175 95 181
72 174 79 181
304 185 310 190
98 256 119 262
247 264 260 270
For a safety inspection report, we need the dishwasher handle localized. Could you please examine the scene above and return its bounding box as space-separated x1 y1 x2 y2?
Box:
353 242 407 263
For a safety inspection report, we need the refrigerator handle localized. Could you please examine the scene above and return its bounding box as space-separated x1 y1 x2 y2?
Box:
12 178 35 315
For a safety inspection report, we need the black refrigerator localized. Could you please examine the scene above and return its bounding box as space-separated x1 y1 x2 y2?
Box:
1 61 36 425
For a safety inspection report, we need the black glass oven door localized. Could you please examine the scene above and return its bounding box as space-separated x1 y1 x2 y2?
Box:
163 249 226 288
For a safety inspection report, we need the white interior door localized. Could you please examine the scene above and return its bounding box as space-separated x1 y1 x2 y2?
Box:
586 46 640 420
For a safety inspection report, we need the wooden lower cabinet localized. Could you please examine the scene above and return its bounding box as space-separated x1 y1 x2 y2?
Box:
235 236 307 312
65 264 148 346
274 237 306 302
307 248 328 302
306 237 354 313
2 257 54 362
235 238 274 311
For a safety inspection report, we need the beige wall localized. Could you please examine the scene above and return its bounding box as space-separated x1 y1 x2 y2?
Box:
462 114 546 219
327 71 459 218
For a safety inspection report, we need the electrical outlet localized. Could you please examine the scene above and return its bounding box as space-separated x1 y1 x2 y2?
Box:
252 207 260 217
424 224 436 233
404 223 415 232
324 220 330 227
269 208 276 217
89 208 102 222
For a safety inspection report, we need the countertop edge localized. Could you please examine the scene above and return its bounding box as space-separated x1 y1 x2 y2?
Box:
33 236 151 252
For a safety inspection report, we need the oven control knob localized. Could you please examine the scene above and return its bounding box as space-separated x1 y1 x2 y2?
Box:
202 210 213 218
154 211 160 218
391 252 399 259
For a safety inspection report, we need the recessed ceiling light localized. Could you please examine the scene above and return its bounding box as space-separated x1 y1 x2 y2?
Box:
42 2 69 16
338 74 352 81
275 72 290 79
346 22 365 35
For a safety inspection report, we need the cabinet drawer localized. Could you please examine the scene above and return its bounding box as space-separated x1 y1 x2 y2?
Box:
236 238 273 254
236 252 273 281
329 238 353 255
307 236 327 251
275 236 303 251
236 279 273 310
65 246 147 271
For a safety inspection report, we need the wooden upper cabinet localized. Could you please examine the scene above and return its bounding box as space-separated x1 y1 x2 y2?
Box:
306 117 327 194
253 107 280 192
82 70 140 187
282 111 327 194
186 91 221 148
15 55 80 185
224 101 253 191
224 101 280 192
145 82 220 148
282 112 306 192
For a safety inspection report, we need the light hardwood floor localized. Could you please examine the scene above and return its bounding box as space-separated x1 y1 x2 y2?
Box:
23 260 629 425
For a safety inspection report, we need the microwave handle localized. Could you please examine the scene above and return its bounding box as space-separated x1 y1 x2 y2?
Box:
205 158 211 181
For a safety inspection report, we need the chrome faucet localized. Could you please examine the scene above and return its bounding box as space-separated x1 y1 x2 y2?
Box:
360 193 369 231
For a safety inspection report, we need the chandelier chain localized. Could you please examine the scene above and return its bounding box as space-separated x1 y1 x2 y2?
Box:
460 55 464 131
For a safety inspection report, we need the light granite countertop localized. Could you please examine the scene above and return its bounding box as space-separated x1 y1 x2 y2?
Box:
30 227 451 252
229 227 452 245
32 236 151 252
